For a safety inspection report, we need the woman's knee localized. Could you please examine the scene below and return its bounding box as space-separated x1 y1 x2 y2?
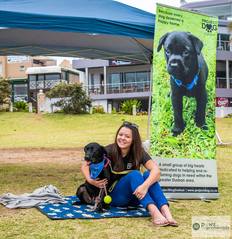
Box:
127 170 142 178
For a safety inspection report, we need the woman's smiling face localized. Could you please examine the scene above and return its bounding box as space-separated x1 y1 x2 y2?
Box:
116 127 133 152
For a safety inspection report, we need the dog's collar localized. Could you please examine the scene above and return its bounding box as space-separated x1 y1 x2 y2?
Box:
171 63 201 90
89 156 110 179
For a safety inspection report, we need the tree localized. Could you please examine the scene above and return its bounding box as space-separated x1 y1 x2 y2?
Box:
0 79 10 105
46 83 91 114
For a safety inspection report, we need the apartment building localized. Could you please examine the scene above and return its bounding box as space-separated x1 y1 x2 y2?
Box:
182 0 232 114
73 59 151 112
26 65 80 106
0 56 57 102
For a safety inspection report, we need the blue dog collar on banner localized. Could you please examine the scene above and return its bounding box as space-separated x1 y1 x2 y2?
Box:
172 74 199 90
171 63 201 91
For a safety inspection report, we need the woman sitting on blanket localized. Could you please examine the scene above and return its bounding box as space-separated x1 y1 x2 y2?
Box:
81 121 178 227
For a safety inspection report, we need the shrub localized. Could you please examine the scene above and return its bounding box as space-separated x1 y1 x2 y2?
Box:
136 111 148 116
13 101 28 112
120 99 141 115
92 105 105 114
112 107 117 114
0 79 10 105
46 83 91 114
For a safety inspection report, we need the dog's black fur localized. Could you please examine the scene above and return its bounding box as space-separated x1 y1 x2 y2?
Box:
157 31 208 136
74 142 111 212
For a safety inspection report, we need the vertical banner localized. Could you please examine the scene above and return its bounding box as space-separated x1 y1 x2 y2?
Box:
151 4 219 199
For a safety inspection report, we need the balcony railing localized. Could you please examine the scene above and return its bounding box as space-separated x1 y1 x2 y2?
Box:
217 40 231 51
216 77 232 88
84 81 151 95
29 79 64 90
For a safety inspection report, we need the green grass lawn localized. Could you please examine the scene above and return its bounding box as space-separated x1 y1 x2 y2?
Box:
0 113 231 239
0 112 149 148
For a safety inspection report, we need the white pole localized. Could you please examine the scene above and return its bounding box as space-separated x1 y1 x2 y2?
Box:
9 101 13 112
85 67 89 96
146 65 153 141
104 66 107 94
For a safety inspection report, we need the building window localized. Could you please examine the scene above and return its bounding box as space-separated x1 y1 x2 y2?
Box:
136 71 150 91
217 34 230 51
45 74 60 81
216 61 227 88
45 73 61 88
37 74 44 89
19 65 25 71
62 71 66 81
108 73 121 93
216 78 227 88
14 84 28 102
29 75 36 89
90 73 95 87
110 73 121 86
124 72 136 83
229 61 232 88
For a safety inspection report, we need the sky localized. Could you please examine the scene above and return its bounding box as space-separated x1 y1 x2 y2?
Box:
115 0 204 13
116 0 180 13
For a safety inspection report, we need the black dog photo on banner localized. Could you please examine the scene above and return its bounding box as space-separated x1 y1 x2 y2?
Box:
157 31 208 137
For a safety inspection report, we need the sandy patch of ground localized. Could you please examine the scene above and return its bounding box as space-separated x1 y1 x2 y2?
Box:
0 148 84 164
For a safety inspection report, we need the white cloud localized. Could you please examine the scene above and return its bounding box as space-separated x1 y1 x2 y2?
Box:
115 0 180 13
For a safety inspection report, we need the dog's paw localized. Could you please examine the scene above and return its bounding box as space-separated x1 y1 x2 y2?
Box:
95 205 104 213
196 123 208 130
172 124 185 136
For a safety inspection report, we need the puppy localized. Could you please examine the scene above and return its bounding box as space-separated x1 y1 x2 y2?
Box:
157 31 208 136
75 142 111 212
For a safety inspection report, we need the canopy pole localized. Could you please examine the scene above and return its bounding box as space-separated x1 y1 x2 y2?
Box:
132 38 153 64
146 64 153 142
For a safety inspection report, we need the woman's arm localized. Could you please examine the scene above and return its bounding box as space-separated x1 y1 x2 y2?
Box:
133 159 160 200
81 161 108 188
142 159 161 187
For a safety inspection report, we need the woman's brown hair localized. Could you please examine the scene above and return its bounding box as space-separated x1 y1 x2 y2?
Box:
110 122 143 171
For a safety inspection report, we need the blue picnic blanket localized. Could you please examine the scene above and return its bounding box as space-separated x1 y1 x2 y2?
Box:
37 196 150 220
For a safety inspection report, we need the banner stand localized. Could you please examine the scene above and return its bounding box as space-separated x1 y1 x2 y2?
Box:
150 4 219 199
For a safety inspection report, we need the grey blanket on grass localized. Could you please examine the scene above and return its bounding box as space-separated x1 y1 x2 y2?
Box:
0 185 66 209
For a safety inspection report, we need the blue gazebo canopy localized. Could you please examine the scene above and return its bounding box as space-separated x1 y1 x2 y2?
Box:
0 0 156 63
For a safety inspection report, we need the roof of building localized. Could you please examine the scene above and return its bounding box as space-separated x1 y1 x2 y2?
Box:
181 0 232 8
26 66 79 75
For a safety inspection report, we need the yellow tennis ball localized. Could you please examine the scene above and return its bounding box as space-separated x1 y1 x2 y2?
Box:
103 195 112 204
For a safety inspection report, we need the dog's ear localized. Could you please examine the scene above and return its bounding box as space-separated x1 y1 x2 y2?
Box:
84 144 88 152
188 33 203 55
157 33 169 52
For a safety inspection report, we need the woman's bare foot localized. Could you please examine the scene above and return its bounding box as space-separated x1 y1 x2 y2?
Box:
160 204 178 227
147 204 169 227
166 218 178 227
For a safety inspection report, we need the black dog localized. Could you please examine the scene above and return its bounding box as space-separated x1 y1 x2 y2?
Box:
157 31 208 136
75 142 111 212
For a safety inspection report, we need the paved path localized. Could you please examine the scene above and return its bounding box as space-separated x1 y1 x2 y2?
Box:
0 148 83 164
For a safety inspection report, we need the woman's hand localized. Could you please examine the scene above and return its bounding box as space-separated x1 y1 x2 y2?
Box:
133 184 148 200
87 178 108 189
